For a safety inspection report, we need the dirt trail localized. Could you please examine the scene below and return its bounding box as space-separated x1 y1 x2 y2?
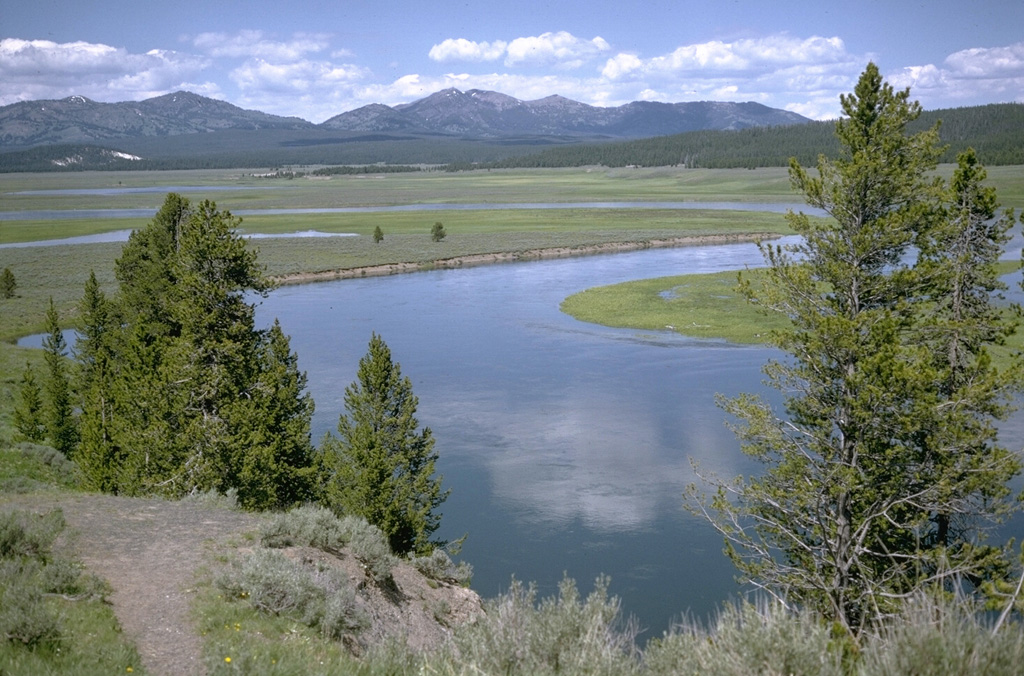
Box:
3 493 261 676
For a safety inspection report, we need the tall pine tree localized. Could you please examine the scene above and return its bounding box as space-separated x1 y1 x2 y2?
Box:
75 271 118 491
13 363 46 443
693 64 1022 632
319 333 448 555
76 193 315 504
42 299 77 456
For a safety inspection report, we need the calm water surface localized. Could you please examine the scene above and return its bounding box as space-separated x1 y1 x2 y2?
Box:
257 240 788 636
18 234 1023 636
258 238 1024 636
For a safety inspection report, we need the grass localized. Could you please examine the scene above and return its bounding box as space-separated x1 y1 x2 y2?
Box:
0 210 791 338
0 509 144 675
562 260 1024 366
2 166 1024 674
561 268 784 344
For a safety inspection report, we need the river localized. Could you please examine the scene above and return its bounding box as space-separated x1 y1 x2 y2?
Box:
16 231 1024 638
255 238 787 636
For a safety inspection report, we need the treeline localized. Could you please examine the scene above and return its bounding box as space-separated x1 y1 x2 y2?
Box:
0 132 559 173
254 165 424 179
2 104 1021 173
448 103 1024 170
13 195 447 556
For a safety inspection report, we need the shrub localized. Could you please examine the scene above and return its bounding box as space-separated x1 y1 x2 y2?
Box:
858 596 1024 676
0 509 65 561
442 575 638 676
0 511 74 649
261 507 396 581
215 548 368 639
0 572 61 647
180 487 240 511
260 504 352 552
643 600 842 676
340 515 395 580
0 267 15 299
431 221 446 242
18 442 76 476
412 548 473 587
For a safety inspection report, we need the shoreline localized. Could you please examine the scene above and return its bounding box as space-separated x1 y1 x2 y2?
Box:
271 232 775 285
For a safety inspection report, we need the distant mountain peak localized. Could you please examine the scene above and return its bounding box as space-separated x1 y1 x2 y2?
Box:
0 87 811 151
0 91 314 148
323 88 809 138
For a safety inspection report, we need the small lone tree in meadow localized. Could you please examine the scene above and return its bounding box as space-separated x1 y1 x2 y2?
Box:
318 333 449 555
373 225 384 244
0 267 15 298
430 221 446 242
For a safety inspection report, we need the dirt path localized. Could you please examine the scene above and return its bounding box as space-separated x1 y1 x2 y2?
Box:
3 493 262 676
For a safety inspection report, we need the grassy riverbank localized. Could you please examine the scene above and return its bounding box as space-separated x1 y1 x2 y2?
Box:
0 212 792 338
4 165 1024 674
561 261 1024 360
4 164 1022 245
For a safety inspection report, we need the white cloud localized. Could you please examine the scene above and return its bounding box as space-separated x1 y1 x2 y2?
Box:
192 30 329 61
0 38 210 105
429 31 610 70
611 35 851 79
944 42 1024 78
504 31 610 68
429 38 507 62
602 53 643 79
592 35 865 119
889 42 1024 107
226 57 372 121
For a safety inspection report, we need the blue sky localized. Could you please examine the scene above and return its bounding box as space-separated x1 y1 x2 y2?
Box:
2 0 1022 123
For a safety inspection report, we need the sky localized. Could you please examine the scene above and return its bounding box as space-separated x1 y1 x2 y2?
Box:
2 0 1023 123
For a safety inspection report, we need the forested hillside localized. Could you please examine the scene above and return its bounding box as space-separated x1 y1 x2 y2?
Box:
463 103 1024 169
2 103 1020 172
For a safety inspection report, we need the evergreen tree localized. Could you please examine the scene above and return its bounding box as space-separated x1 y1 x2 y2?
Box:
42 299 77 456
226 320 316 510
13 363 46 442
692 64 1021 632
319 333 449 555
77 193 315 502
431 221 446 242
910 147 1021 580
373 225 384 244
75 271 118 491
0 267 15 299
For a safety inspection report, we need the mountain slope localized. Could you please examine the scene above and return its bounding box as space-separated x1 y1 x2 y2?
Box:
0 88 808 151
0 92 314 148
323 88 809 138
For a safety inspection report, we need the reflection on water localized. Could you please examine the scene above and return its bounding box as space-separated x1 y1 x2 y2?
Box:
255 238 1024 634
257 241 787 633
18 234 1023 635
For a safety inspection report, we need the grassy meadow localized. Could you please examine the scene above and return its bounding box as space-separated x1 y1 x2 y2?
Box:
3 164 1024 674
561 261 1024 369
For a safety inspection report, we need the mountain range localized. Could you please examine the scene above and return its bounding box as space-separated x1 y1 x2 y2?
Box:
0 89 809 150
